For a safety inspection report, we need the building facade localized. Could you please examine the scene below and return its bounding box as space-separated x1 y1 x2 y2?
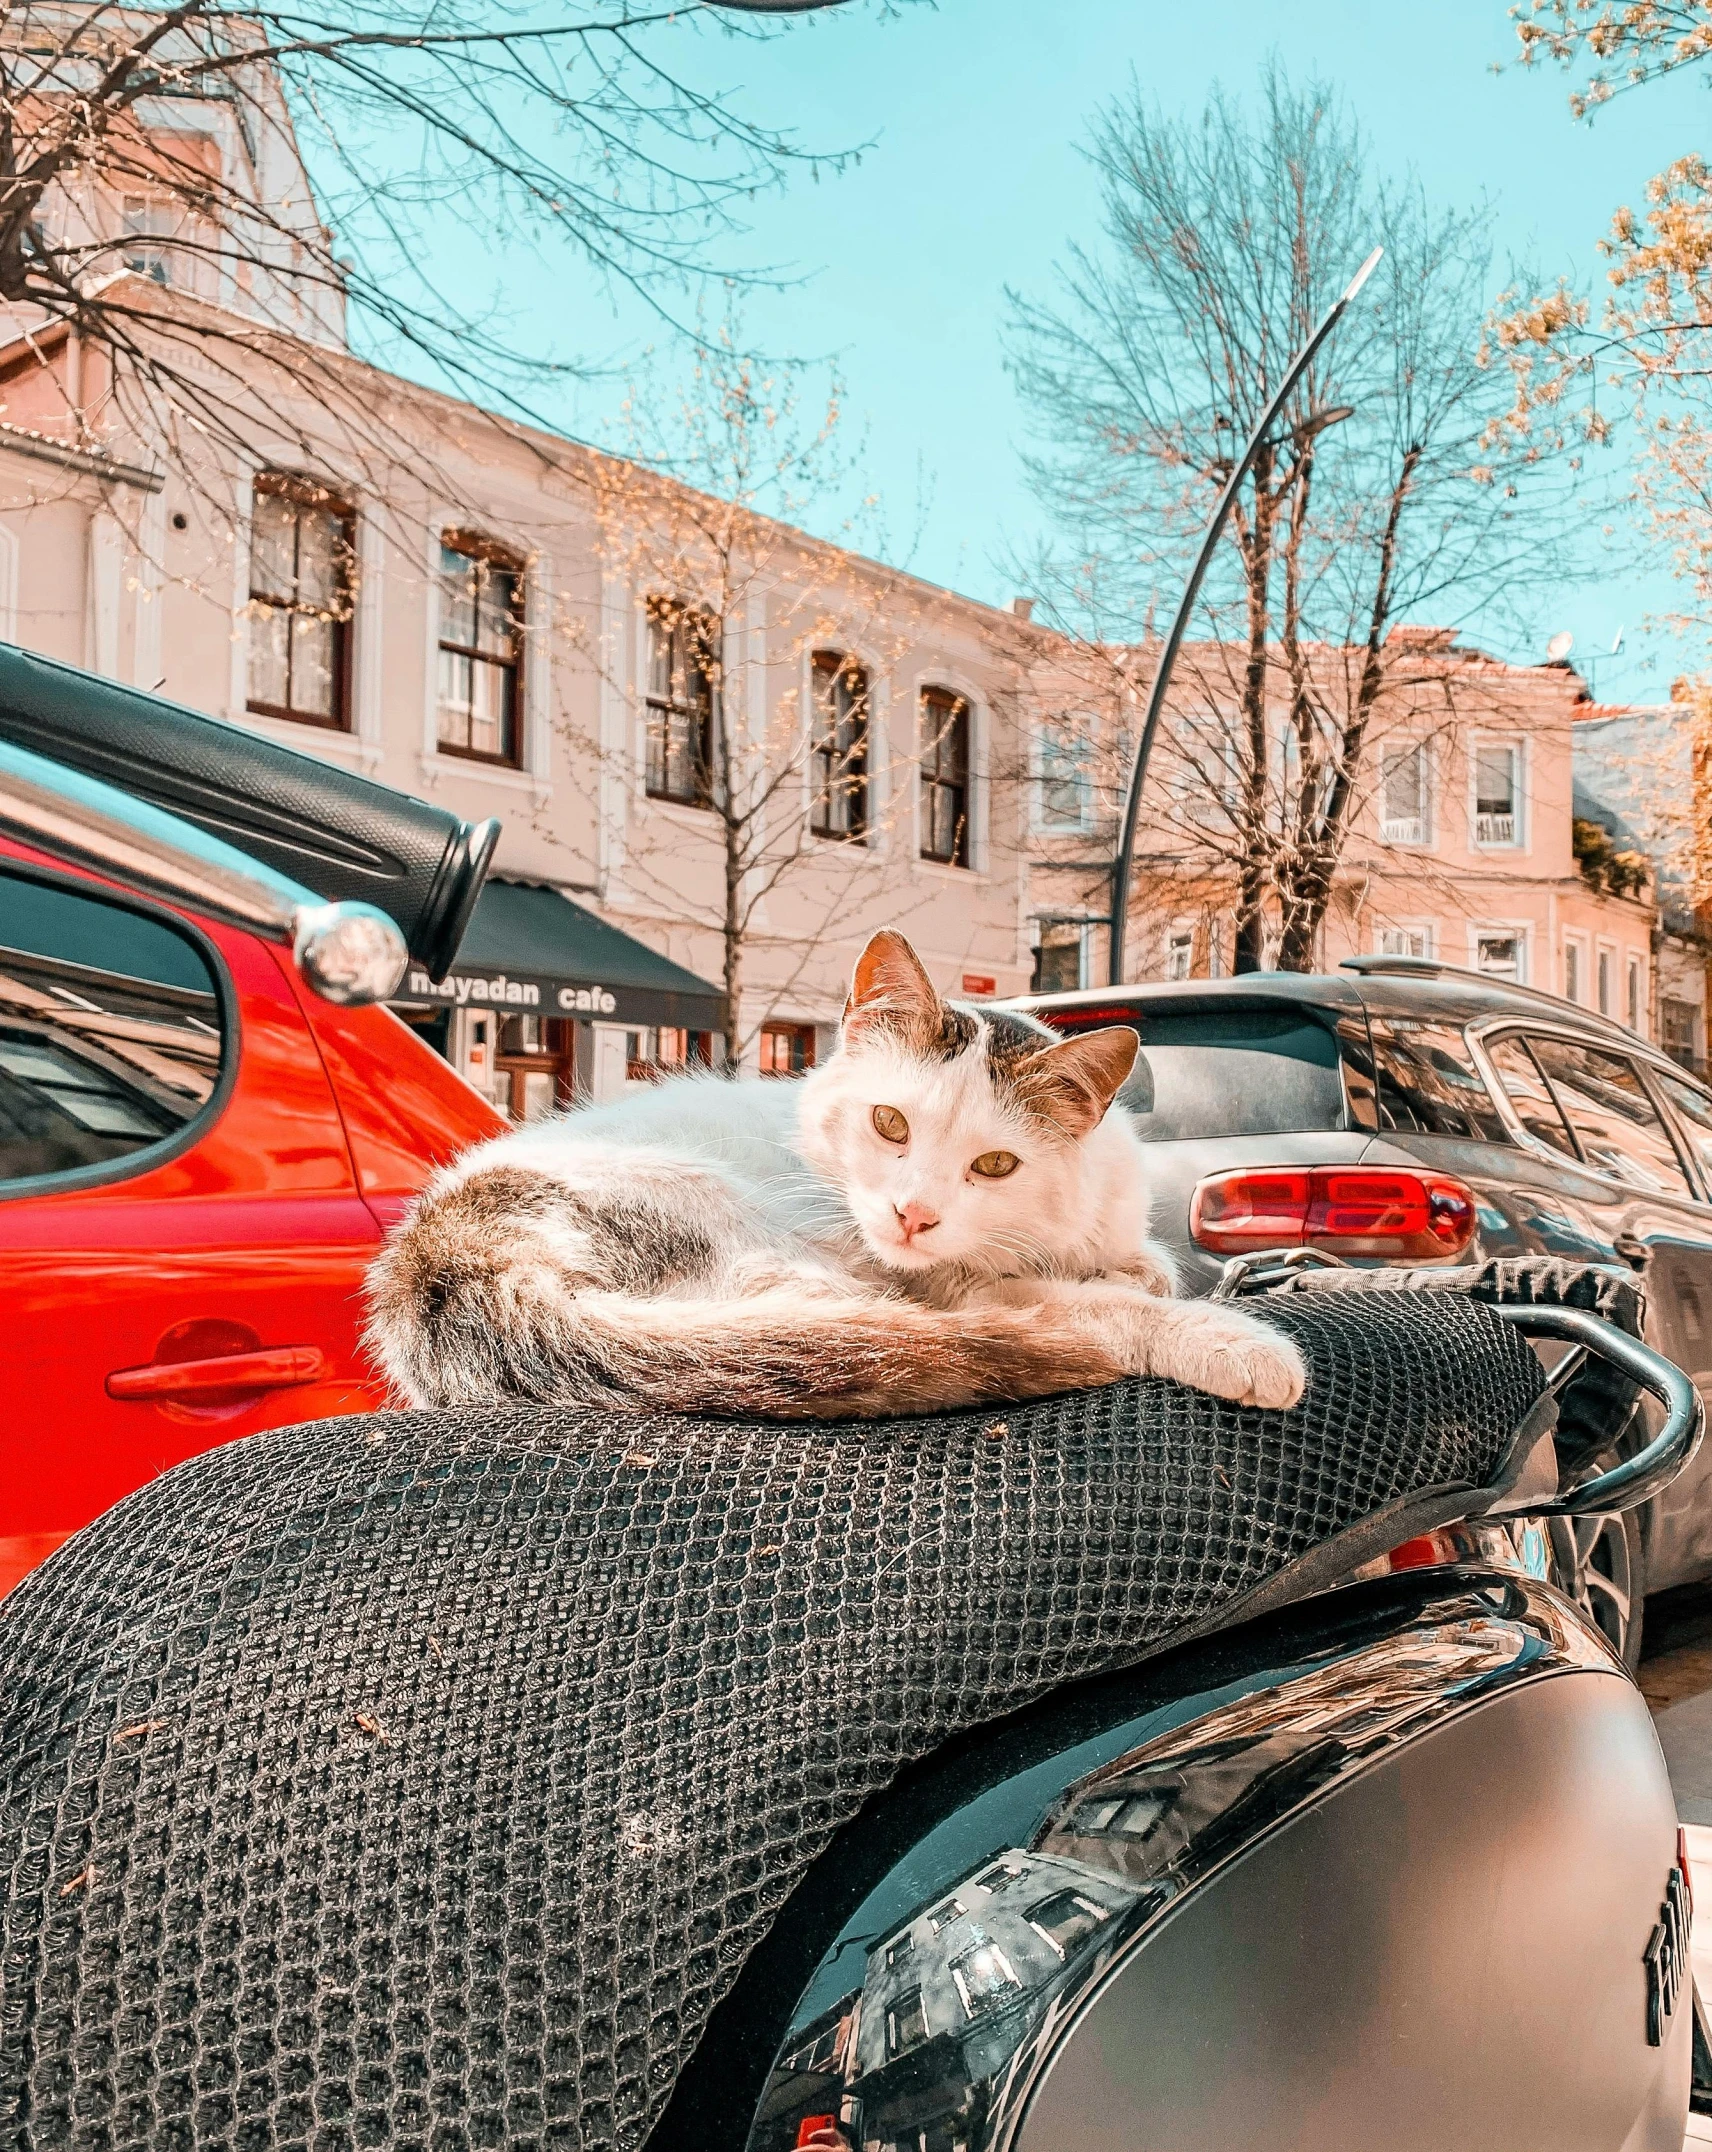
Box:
0 285 1043 1110
1018 624 1662 1041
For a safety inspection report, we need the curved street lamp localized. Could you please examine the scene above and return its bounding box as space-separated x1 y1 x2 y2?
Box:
1105 245 1384 985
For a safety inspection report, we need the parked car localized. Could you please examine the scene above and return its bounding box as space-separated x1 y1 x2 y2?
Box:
0 731 503 1601
1018 956 1712 1666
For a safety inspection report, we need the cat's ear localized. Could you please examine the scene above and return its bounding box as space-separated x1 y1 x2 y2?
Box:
844 931 940 1043
1020 1026 1139 1138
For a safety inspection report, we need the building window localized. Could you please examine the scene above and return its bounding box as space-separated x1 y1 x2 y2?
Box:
646 600 717 808
1379 925 1433 959
624 1027 713 1084
1628 954 1644 1034
1038 718 1092 832
436 535 524 765
1032 922 1085 995
246 473 355 730
809 651 869 840
1164 924 1194 981
886 1989 928 2059
122 197 173 284
121 197 213 292
920 686 970 866
1025 1890 1110 1962
1379 743 1431 846
1473 743 1521 847
759 1022 815 1077
949 1942 1020 2020
1564 941 1583 1005
1598 946 1614 1016
1663 998 1702 1070
1475 932 1523 984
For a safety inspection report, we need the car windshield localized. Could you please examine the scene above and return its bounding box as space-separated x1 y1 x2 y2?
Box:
1056 1003 1349 1142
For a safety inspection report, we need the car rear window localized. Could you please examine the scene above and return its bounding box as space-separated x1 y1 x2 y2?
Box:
1069 1004 1350 1141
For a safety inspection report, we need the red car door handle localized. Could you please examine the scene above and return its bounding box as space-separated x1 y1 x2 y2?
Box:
106 1347 329 1400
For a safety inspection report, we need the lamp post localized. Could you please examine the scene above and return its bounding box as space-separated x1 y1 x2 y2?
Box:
1105 246 1383 985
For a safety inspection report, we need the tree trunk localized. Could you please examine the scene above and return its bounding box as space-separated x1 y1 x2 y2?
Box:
1274 446 1421 972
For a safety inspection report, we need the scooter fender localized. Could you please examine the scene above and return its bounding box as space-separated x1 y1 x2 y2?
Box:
652 1569 1689 2152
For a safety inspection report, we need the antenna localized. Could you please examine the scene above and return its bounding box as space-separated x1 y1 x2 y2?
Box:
1546 631 1575 663
1611 624 1625 656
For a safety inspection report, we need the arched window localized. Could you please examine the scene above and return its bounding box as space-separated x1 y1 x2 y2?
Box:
810 651 869 840
437 531 525 766
247 472 355 731
645 598 717 808
919 686 970 866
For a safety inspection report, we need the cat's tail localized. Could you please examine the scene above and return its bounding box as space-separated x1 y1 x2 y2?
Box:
364 1159 1129 1420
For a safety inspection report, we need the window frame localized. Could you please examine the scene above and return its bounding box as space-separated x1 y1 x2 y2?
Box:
1470 736 1524 850
1377 923 1435 961
758 1022 816 1077
1563 936 1586 1008
919 684 971 867
1471 927 1527 986
1032 920 1087 995
1036 713 1093 834
1662 996 1702 1071
645 598 718 810
0 856 238 1203
1378 740 1433 848
245 471 357 733
1469 1018 1703 1197
436 530 526 769
808 649 870 842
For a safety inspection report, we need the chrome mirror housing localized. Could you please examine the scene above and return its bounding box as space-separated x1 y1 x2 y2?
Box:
293 900 409 1006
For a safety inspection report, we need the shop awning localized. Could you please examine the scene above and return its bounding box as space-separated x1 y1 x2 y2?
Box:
396 879 723 1032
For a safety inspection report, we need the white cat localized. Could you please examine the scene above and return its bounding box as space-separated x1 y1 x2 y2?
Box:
366 930 1306 1418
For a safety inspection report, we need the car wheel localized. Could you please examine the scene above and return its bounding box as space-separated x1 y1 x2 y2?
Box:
1547 1505 1644 1672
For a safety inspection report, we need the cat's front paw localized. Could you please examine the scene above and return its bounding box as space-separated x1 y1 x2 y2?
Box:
1184 1315 1307 1410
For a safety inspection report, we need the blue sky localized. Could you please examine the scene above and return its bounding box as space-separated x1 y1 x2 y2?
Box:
475 0 1712 702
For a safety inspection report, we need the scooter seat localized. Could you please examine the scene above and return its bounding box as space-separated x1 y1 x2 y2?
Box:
0 1290 1547 2152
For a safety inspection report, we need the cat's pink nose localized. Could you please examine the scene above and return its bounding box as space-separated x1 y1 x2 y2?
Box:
895 1202 939 1242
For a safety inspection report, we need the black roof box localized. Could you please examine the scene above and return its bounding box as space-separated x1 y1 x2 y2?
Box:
0 643 498 978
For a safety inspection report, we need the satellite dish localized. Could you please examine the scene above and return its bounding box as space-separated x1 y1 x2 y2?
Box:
1546 631 1575 662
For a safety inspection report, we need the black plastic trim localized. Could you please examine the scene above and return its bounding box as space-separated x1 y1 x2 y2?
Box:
0 644 498 977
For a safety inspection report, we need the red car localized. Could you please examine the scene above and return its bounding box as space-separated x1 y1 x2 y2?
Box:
0 687 503 1601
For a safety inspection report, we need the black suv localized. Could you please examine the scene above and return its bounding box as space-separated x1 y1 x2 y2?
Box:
1021 955 1712 1664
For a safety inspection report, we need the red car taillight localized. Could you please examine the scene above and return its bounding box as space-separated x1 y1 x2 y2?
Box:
1189 1166 1478 1261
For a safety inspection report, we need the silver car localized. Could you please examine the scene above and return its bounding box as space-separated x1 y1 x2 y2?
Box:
1018 954 1712 1668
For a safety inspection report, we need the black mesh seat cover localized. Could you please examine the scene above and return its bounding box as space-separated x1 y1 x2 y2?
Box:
0 1293 1544 2152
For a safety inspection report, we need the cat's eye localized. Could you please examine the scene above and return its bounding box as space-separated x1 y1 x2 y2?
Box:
971 1150 1020 1179
872 1104 910 1144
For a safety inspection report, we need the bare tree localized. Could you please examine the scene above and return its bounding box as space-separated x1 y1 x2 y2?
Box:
566 312 937 1062
0 1 864 506
1005 67 1575 973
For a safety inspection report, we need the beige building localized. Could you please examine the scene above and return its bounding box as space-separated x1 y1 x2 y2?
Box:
1019 623 1663 1041
0 285 1047 1112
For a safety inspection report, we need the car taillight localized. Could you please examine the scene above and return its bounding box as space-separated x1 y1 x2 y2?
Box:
1190 1166 1478 1260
